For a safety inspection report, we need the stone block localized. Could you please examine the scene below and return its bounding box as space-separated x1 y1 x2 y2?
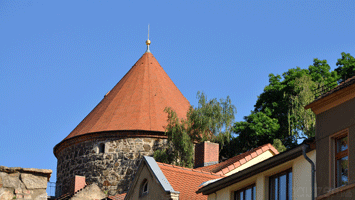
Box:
16 194 23 198
23 190 30 194
0 172 22 189
24 194 31 199
15 189 22 193
33 192 47 200
143 144 151 152
20 173 47 189
0 188 14 200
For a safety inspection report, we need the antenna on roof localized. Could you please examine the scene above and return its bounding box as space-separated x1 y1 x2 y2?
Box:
146 24 151 53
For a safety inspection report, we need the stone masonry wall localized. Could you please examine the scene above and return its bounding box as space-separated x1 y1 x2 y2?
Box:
56 137 167 197
0 166 52 200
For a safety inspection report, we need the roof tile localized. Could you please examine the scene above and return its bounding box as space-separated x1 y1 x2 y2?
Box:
108 193 126 200
196 143 279 175
227 164 235 171
256 148 263 155
157 162 222 200
245 154 252 161
250 151 258 158
233 161 241 168
261 145 269 152
62 53 191 142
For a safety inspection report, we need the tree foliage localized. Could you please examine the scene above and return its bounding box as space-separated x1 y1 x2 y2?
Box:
232 53 354 155
230 109 280 155
288 75 317 138
335 52 355 83
189 92 236 150
154 92 236 167
155 52 355 164
154 107 194 168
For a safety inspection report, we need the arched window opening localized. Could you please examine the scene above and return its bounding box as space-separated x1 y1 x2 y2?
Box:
140 179 148 197
99 143 105 153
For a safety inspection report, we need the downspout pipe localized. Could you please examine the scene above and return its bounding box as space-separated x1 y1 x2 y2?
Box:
302 144 315 200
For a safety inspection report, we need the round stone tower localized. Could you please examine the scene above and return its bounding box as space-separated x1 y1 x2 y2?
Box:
53 43 191 196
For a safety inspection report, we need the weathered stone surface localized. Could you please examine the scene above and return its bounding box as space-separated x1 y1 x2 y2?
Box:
0 167 50 200
33 191 47 200
0 188 14 200
0 172 21 189
21 173 47 189
143 144 151 151
56 137 167 196
0 166 52 181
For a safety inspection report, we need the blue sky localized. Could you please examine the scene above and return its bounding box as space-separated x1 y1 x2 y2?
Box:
1 0 354 191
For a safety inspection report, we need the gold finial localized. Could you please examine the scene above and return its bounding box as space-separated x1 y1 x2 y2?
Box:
146 24 151 52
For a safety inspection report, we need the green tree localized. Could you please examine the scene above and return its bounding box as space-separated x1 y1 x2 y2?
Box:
235 58 339 154
288 75 317 138
335 52 355 83
154 92 236 167
154 107 194 168
188 92 236 154
308 58 338 85
231 109 280 155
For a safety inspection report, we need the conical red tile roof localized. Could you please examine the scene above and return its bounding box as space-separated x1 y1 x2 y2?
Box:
63 52 191 141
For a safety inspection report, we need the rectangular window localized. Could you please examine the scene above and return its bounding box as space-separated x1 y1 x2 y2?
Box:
335 135 349 187
234 184 256 200
269 169 292 200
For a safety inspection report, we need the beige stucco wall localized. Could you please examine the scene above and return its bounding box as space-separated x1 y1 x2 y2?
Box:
125 162 178 200
225 150 275 176
207 150 316 200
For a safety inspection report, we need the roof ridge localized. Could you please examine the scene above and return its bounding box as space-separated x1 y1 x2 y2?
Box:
196 143 279 175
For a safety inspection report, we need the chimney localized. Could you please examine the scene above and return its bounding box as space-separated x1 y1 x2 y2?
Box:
194 141 219 168
70 175 86 195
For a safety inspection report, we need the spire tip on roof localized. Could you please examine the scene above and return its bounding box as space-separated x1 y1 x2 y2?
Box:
146 24 151 53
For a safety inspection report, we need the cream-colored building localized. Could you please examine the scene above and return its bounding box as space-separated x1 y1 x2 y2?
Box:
125 142 280 200
197 141 316 200
124 156 223 200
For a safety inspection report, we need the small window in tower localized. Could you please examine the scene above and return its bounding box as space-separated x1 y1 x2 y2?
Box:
99 143 105 153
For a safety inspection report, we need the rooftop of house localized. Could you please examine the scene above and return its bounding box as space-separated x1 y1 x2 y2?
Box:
157 162 224 200
305 75 355 113
108 193 126 200
196 143 279 175
315 76 355 102
197 138 316 195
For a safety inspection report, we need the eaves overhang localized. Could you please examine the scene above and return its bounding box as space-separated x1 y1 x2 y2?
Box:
305 77 355 115
196 141 315 195
144 156 179 194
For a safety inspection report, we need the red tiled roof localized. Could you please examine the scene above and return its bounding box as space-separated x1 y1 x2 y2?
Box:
108 193 126 200
62 52 191 141
157 162 223 200
196 143 279 175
